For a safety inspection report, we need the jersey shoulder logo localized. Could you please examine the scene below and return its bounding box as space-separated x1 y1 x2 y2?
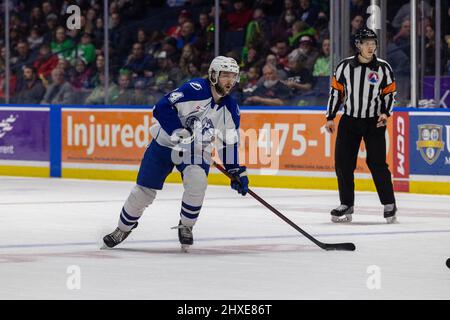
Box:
189 82 202 90
367 71 380 85
168 91 184 103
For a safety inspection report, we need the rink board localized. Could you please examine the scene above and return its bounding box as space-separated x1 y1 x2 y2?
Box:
1 105 449 195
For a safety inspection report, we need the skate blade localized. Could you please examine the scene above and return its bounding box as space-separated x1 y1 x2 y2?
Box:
331 214 353 223
100 243 112 250
385 216 398 224
181 244 191 253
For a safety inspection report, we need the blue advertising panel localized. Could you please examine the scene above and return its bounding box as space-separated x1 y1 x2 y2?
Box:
409 112 450 176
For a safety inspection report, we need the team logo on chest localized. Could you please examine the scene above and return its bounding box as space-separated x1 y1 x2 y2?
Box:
367 71 380 85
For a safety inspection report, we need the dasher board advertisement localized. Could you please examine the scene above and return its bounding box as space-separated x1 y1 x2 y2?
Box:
0 107 49 162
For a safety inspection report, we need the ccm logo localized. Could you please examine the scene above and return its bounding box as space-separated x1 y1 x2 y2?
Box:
396 116 406 176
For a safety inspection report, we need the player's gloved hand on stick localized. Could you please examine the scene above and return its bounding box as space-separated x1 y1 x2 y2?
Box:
227 166 249 196
170 127 194 144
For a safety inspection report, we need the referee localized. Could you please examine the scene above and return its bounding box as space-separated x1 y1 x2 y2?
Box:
325 27 397 224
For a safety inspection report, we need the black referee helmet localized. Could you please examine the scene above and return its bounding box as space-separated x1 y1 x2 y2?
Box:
354 27 378 48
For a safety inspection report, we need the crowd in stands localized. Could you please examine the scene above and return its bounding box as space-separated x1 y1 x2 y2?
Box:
0 0 449 106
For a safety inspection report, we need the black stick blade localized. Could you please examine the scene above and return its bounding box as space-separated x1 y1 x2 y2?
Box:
323 242 356 251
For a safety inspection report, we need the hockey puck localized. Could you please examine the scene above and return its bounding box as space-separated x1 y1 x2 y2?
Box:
447 258 450 269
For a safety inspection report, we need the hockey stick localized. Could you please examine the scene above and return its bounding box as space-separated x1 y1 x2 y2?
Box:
214 163 356 251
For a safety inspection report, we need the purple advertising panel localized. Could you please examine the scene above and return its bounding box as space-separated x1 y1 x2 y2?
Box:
423 76 450 108
0 108 49 161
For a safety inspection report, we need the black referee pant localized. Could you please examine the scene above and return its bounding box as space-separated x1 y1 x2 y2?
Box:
335 114 395 206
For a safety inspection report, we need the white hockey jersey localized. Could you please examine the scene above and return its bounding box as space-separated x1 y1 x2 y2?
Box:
150 77 241 168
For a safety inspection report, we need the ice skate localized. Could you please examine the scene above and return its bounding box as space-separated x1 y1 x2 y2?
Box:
102 222 138 249
172 220 193 252
330 205 354 223
384 204 398 224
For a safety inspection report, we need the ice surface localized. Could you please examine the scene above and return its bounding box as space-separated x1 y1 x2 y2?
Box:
0 177 449 299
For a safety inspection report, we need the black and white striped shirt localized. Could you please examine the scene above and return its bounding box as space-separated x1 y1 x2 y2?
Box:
326 55 396 120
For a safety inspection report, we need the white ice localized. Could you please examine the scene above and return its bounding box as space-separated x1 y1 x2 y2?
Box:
0 176 449 300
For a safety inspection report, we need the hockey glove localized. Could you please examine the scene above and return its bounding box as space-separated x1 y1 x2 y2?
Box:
170 128 194 144
227 166 249 196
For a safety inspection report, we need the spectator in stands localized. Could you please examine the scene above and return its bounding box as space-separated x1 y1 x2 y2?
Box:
264 53 288 81
284 0 298 12
313 38 331 76
226 0 253 32
350 0 369 19
67 30 83 57
180 60 203 84
70 58 93 90
392 0 432 30
29 6 45 30
43 13 59 43
386 28 410 103
11 40 36 90
57 58 72 81
179 44 200 75
424 25 446 75
33 43 59 82
273 39 291 70
146 31 165 57
115 69 134 105
241 47 265 72
0 72 17 103
8 27 22 55
244 64 292 106
258 0 283 17
75 32 96 65
14 64 46 104
288 20 316 47
394 19 411 57
351 14 364 36
160 37 181 62
42 1 56 18
93 17 104 48
313 11 330 44
297 0 320 27
283 58 314 98
109 12 131 62
167 9 193 38
85 72 119 105
272 8 298 41
84 7 97 34
288 35 319 73
240 66 260 98
136 28 152 54
89 54 105 87
243 6 271 54
176 21 198 50
122 42 155 80
195 11 214 52
117 0 145 21
27 26 44 53
131 80 150 105
12 40 34 68
41 68 73 105
149 51 182 101
51 26 75 61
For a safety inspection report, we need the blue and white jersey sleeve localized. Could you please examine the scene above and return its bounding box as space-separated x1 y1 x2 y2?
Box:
218 97 241 170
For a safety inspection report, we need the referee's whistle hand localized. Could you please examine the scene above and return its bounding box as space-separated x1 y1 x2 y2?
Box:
325 120 335 134
377 114 388 127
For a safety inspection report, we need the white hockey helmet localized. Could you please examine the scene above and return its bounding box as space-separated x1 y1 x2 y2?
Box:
208 56 240 85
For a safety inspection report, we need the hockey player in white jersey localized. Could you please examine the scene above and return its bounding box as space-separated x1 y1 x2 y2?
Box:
102 56 249 251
